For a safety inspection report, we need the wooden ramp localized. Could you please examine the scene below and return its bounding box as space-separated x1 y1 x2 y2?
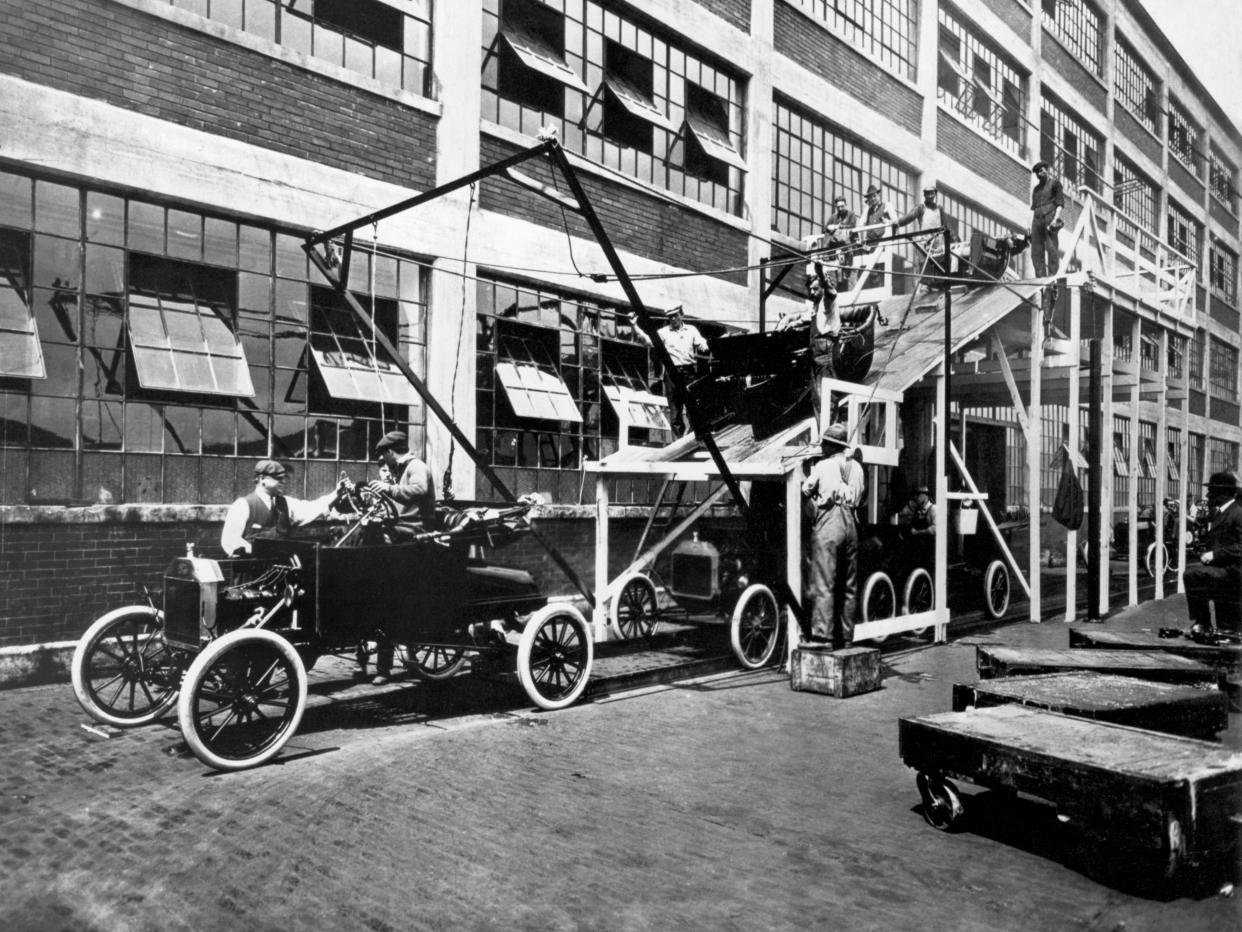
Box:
899 705 1242 884
1068 628 1242 676
951 671 1228 740
975 646 1220 687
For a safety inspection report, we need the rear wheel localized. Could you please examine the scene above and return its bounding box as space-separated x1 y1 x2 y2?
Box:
730 584 780 669
517 606 593 711
71 606 179 727
406 644 467 681
610 573 660 641
904 568 933 636
861 572 896 642
178 629 307 772
917 772 965 831
983 560 1011 619
1145 542 1176 578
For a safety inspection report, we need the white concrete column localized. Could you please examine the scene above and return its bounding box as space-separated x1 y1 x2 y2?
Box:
1028 297 1043 622
1064 286 1082 621
747 0 777 328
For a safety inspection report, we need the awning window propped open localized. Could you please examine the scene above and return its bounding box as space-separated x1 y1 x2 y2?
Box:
599 74 677 132
127 293 254 397
496 334 582 422
308 305 419 406
0 231 46 380
498 18 588 92
603 385 671 431
681 84 745 171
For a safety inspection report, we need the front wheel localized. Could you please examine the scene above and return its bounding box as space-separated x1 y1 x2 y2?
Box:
517 605 594 711
610 573 660 641
178 629 307 772
406 644 467 681
904 568 933 636
730 584 781 669
861 571 896 643
1145 542 1176 578
983 560 1011 619
71 606 180 727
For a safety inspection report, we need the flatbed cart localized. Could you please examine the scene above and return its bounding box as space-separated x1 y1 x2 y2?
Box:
975 645 1221 687
899 705 1242 889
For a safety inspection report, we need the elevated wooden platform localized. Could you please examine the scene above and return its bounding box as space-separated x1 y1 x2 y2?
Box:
1068 628 1242 676
975 646 1220 687
951 671 1228 740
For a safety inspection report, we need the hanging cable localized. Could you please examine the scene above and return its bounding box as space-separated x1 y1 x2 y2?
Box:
442 183 477 500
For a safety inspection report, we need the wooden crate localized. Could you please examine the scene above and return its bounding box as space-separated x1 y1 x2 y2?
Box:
791 646 881 698
899 705 1242 884
951 671 1228 740
975 646 1220 688
1068 628 1242 676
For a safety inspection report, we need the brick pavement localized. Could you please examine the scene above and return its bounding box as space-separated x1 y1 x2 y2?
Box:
0 595 1238 932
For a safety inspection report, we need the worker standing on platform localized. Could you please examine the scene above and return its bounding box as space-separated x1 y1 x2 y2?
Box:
1183 470 1242 636
802 422 866 649
824 194 859 290
633 306 707 437
777 262 839 424
1030 160 1065 311
893 186 956 290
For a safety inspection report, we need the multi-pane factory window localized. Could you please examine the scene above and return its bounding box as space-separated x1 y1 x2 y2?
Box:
1138 325 1160 374
1042 0 1103 76
1189 329 1205 391
788 0 919 80
1210 148 1237 213
1166 426 1182 504
937 5 1026 156
1188 432 1206 497
1112 414 1130 509
0 229 46 379
772 98 914 241
1168 332 1187 381
1137 420 1156 507
1112 154 1157 245
482 0 747 215
1209 337 1239 402
1210 242 1238 304
1039 92 1103 193
1166 198 1202 271
0 168 429 506
1208 436 1239 476
166 0 434 97
1113 37 1160 136
1167 98 1203 178
475 275 670 502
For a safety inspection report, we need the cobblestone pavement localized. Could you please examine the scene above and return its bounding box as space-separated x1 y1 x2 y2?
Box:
1 599 1238 932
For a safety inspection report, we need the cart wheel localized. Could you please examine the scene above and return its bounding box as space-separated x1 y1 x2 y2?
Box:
983 560 1011 619
903 568 934 636
917 771 965 831
71 606 180 727
610 573 660 641
407 644 467 681
517 605 594 711
730 584 780 669
1145 542 1172 579
177 629 307 772
861 572 896 642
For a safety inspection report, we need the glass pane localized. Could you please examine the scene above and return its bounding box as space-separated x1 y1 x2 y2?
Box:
162 405 201 455
0 172 33 229
124 402 163 453
0 329 43 379
199 312 237 352
128 201 165 254
246 0 276 41
239 224 271 272
174 351 216 391
275 234 306 279
31 287 77 345
84 244 124 296
163 306 206 347
238 408 268 456
275 278 307 325
83 295 124 348
313 22 344 67
238 272 272 313
282 8 312 56
202 407 236 454
82 400 123 450
33 234 79 290
204 217 238 266
85 192 125 245
34 181 79 237
167 210 203 261
38 342 78 396
345 34 372 76
133 346 178 388
81 348 123 399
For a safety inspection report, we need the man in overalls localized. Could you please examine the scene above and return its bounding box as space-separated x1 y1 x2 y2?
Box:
802 422 866 648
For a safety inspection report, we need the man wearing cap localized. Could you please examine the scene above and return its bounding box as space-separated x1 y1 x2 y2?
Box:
633 307 708 436
824 194 859 289
1029 161 1065 284
893 186 957 289
801 422 866 648
776 260 840 424
1182 470 1242 634
370 430 437 530
862 184 895 246
220 459 340 556
898 484 937 568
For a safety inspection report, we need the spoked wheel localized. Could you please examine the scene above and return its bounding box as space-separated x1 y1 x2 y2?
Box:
178 629 307 772
406 644 467 681
1145 542 1176 579
610 573 660 641
730 583 781 669
71 606 180 727
917 771 966 831
861 571 896 642
517 605 594 711
904 568 933 636
983 560 1011 620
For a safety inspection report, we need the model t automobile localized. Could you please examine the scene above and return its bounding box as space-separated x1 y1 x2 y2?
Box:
71 482 594 771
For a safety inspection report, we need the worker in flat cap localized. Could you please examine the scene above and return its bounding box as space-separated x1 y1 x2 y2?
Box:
1183 470 1242 635
369 430 437 529
898 483 937 570
220 459 340 556
893 184 957 291
1030 160 1065 313
801 422 866 649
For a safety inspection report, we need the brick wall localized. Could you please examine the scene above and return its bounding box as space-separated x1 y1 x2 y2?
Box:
0 0 437 191
1114 107 1163 167
479 137 749 286
979 0 1032 39
0 509 751 647
1040 34 1106 116
1169 160 1204 203
936 113 1028 202
698 0 751 33
773 1 922 136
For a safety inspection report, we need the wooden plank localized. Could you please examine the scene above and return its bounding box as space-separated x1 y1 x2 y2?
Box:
899 705 1242 879
975 645 1220 687
1068 628 1242 676
951 671 1228 739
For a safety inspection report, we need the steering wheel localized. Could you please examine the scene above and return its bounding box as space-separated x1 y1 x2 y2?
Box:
356 484 399 523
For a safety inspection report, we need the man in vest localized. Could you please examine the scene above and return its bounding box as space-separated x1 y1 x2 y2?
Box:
893 185 957 290
220 459 339 556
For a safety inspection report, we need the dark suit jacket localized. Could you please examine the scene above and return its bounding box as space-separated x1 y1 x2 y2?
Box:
1204 500 1242 567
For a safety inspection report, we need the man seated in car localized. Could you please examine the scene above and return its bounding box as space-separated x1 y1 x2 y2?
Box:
220 459 340 556
368 430 437 533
